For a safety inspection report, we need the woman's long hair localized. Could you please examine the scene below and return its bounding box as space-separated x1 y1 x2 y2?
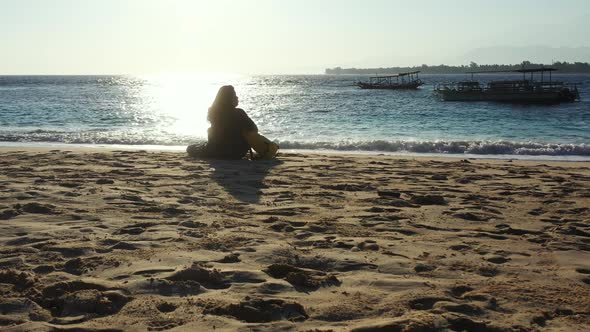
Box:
207 85 236 125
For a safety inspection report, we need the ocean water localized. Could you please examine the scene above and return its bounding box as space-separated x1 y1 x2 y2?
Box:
0 74 589 159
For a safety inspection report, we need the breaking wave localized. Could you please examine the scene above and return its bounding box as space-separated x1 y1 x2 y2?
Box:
0 130 200 146
277 140 590 156
0 130 588 156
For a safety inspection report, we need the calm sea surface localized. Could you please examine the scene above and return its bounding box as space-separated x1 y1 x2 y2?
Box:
0 74 589 159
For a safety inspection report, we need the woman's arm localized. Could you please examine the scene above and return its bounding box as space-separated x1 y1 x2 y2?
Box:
237 108 258 133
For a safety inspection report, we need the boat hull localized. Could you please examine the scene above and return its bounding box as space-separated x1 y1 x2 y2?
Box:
435 89 578 103
358 81 423 90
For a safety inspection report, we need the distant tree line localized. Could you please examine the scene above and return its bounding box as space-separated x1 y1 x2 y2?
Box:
325 61 590 74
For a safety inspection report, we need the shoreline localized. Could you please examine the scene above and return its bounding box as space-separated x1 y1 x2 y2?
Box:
1 142 589 163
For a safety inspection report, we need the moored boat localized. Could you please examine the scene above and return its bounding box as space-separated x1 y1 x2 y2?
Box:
358 71 424 90
434 68 580 103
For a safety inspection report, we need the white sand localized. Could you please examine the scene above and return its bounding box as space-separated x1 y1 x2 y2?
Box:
0 148 589 331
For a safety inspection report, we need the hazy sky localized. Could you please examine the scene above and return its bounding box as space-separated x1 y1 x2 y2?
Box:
1 0 589 74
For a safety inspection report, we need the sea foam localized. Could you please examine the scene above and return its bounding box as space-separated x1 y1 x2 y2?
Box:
1 129 588 156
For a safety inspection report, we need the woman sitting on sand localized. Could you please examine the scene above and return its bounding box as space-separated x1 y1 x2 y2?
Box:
187 85 258 159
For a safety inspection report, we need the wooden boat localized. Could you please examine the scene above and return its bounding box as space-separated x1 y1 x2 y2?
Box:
434 67 580 103
358 71 424 90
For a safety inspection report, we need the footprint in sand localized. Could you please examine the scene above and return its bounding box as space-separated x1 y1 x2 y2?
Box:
433 301 485 315
148 319 182 331
451 211 494 222
165 264 231 289
156 302 177 313
410 194 446 205
215 253 241 263
36 280 131 322
414 263 436 273
477 264 499 277
32 265 55 274
115 222 158 235
356 240 380 251
63 256 117 275
449 285 474 298
408 296 451 310
15 202 60 214
0 297 52 322
264 263 340 291
256 206 311 216
128 278 201 297
576 268 590 284
0 269 37 291
485 255 511 264
0 208 20 220
203 297 308 323
449 244 471 252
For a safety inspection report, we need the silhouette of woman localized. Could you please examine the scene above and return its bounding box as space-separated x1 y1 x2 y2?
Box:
187 85 257 159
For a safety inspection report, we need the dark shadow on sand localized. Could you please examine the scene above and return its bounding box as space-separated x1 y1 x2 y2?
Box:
207 159 283 204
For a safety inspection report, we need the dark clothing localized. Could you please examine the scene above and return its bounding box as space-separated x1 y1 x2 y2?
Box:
187 107 257 159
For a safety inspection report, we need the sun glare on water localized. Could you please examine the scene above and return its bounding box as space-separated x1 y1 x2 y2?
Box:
137 72 244 140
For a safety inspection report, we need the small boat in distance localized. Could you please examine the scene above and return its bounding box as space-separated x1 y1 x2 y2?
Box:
358 71 424 90
434 67 580 103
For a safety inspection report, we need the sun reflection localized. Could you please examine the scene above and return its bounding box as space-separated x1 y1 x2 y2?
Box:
138 72 244 139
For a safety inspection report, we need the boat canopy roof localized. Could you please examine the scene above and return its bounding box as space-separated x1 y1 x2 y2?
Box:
370 71 420 79
466 67 557 74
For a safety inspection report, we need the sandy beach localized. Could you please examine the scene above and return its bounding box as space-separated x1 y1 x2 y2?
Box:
0 148 589 331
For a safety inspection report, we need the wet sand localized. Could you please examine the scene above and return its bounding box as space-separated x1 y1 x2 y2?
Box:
0 148 589 331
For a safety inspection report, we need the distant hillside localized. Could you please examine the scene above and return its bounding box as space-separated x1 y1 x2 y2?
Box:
455 46 590 65
325 61 590 74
